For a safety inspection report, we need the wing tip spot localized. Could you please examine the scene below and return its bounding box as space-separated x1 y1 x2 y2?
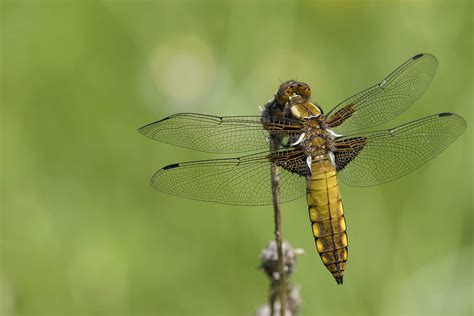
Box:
413 53 424 60
163 163 180 170
438 112 453 117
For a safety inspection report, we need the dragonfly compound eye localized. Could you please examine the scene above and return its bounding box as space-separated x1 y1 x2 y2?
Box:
276 80 312 105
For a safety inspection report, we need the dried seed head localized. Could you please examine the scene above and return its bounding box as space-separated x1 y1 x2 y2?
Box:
259 240 304 279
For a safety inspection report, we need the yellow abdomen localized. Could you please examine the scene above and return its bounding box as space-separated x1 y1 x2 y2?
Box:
306 159 348 284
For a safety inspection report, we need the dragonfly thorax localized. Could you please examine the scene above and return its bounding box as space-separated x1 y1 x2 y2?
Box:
298 116 335 157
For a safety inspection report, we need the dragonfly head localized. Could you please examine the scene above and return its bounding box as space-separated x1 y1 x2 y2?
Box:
275 80 312 105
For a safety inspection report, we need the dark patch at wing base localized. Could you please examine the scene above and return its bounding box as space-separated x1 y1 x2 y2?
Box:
269 150 311 177
333 137 368 171
325 104 355 128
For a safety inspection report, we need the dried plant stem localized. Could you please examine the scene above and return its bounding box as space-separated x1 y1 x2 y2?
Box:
257 240 302 316
270 163 286 316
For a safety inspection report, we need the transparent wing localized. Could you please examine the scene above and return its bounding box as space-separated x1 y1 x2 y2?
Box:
138 113 303 154
326 54 438 134
150 150 308 206
333 113 466 187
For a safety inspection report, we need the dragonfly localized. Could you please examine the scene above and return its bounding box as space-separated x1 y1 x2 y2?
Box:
138 53 466 285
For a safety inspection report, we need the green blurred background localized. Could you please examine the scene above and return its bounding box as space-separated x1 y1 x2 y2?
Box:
1 1 472 315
